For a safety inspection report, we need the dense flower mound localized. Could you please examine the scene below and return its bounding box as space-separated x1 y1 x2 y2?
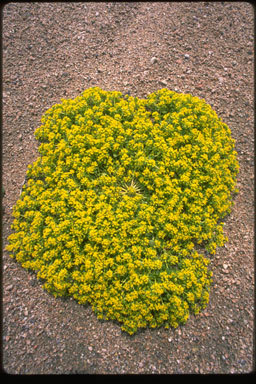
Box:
7 87 239 334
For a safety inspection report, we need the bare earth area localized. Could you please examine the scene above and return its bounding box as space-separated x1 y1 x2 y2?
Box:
2 2 254 374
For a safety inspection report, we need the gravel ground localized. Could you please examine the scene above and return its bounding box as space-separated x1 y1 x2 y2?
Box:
2 2 254 374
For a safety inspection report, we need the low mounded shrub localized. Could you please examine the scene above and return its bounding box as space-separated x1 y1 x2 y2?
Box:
7 87 239 334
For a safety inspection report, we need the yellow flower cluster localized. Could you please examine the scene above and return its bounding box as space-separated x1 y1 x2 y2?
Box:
6 87 239 334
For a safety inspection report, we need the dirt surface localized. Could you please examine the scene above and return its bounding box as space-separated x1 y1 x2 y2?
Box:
2 2 254 374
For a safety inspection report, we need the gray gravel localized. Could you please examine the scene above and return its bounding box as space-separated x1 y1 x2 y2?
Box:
2 2 254 374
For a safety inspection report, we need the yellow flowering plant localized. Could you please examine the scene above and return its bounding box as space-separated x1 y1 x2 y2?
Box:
6 87 239 334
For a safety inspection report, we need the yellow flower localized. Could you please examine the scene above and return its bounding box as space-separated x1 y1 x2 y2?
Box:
6 87 239 334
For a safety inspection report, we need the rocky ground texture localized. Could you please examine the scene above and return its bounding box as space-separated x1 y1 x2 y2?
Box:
2 2 254 374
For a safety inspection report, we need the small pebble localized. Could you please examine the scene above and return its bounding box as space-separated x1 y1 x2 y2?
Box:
160 79 168 86
6 285 13 291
